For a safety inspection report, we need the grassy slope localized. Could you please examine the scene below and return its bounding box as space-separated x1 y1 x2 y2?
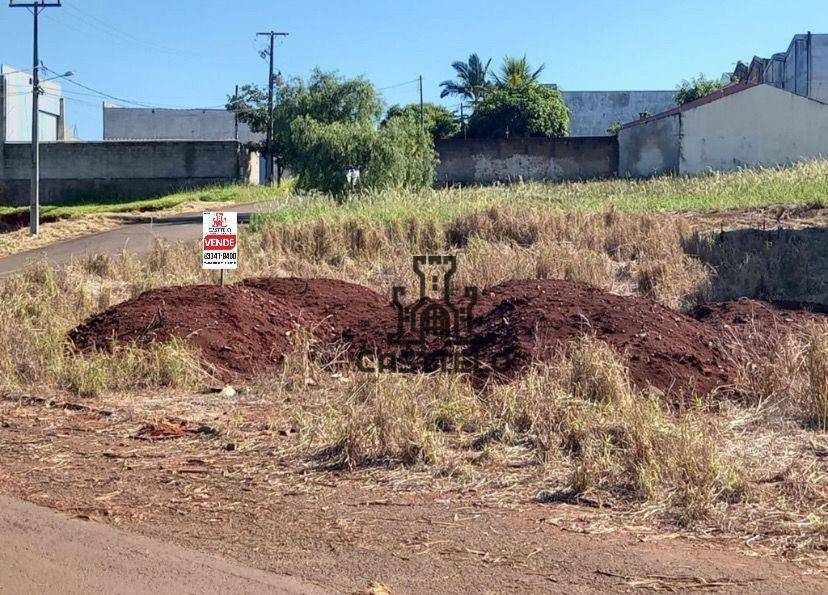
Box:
0 182 295 220
259 161 828 225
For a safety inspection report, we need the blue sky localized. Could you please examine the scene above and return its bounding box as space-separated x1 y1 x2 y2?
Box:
1 0 826 139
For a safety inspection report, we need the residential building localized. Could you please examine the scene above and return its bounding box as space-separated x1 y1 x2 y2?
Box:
734 33 828 102
618 83 828 176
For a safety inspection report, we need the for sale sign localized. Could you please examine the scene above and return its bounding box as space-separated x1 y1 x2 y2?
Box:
202 211 238 269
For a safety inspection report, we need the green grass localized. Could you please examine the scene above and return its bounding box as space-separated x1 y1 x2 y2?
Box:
255 161 828 227
0 181 295 221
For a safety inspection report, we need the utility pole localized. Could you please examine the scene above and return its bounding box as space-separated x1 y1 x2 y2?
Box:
233 84 239 140
256 30 288 186
10 0 61 236
418 75 425 137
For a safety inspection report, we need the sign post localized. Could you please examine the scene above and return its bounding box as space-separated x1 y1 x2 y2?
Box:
202 211 238 285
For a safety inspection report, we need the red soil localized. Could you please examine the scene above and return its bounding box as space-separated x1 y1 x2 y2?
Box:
69 277 819 398
467 280 731 396
689 298 828 332
68 285 302 379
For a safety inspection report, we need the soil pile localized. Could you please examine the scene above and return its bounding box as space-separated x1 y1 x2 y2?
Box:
466 280 731 396
689 298 828 332
68 285 302 378
240 277 395 349
69 276 790 397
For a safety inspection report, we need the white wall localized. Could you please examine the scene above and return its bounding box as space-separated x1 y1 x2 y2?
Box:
1 64 63 142
679 84 828 174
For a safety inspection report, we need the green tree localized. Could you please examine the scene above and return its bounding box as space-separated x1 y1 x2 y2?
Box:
493 55 545 87
228 69 383 176
674 74 725 105
382 103 460 142
439 53 492 104
289 115 435 197
467 84 569 138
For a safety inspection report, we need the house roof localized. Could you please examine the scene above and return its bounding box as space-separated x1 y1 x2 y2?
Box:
620 82 757 130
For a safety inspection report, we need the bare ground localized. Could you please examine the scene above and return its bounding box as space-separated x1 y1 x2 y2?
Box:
1 392 825 594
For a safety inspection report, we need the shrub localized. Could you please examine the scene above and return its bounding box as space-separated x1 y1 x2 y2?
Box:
316 377 436 469
674 74 725 105
467 84 569 138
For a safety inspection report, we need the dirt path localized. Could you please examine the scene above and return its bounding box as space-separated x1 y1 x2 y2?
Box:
0 495 324 594
0 202 272 277
1 395 825 594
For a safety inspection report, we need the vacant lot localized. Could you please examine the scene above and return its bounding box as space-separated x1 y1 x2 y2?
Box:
2 165 828 592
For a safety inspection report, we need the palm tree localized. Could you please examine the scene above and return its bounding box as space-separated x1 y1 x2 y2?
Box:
439 53 492 104
493 55 545 87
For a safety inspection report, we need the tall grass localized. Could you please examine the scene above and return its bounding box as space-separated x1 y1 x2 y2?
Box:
255 160 828 227
250 206 707 307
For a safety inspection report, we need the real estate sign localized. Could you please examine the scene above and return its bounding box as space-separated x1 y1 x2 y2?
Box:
202 211 238 270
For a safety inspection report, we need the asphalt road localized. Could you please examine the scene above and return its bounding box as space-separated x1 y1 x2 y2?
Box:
0 203 271 277
0 495 325 594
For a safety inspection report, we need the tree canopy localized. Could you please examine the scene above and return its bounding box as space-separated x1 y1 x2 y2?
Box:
467 83 569 139
382 103 460 143
493 56 545 88
439 53 492 104
229 69 434 197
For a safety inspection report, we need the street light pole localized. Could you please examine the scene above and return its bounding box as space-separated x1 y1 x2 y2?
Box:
10 0 62 236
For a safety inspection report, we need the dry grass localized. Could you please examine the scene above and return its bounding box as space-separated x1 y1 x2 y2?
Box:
62 339 204 398
0 188 827 568
252 206 707 304
807 327 828 431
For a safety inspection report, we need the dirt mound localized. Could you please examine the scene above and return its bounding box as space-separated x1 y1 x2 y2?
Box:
70 276 751 397
68 285 302 379
689 298 828 332
464 280 731 397
240 277 394 348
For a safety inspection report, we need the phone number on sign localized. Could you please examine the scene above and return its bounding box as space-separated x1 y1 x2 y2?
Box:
204 252 237 260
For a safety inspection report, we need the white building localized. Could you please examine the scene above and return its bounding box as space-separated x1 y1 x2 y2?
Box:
0 64 67 142
618 83 828 176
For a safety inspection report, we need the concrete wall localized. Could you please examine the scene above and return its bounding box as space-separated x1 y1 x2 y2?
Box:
679 84 828 174
809 35 828 102
0 140 257 206
617 114 680 177
562 91 676 136
103 106 262 143
435 137 617 184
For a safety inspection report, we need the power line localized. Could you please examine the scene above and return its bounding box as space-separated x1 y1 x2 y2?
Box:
61 0 208 56
378 78 420 91
40 65 225 110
